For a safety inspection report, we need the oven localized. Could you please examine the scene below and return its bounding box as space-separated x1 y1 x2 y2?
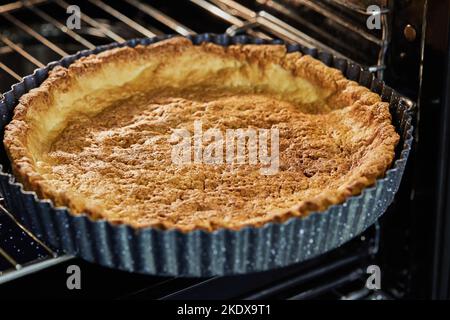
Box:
0 0 449 300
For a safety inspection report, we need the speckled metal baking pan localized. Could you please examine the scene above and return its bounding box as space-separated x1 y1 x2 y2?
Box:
0 34 413 277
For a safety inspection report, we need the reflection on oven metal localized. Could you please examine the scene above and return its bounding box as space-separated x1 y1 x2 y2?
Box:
0 255 73 285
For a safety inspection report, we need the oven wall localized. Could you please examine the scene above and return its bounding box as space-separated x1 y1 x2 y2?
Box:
391 0 450 299
429 0 450 300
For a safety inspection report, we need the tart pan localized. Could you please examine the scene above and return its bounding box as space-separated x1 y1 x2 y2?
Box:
0 34 413 276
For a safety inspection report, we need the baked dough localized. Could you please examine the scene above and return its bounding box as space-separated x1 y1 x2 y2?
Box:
3 37 399 231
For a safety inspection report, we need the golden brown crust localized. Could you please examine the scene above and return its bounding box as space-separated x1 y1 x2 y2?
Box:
3 37 399 232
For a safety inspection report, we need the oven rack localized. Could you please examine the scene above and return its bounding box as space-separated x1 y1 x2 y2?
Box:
0 220 382 299
0 0 390 99
0 198 73 284
0 0 389 287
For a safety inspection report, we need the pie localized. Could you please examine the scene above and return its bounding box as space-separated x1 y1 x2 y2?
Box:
3 37 399 232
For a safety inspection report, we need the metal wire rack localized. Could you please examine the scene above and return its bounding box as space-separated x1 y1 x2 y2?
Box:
0 0 390 285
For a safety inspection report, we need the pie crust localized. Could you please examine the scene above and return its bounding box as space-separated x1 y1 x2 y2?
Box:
3 37 399 232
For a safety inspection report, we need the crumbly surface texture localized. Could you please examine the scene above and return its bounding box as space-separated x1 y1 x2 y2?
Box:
3 37 399 231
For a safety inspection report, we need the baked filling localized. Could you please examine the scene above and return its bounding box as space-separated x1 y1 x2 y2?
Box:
3 37 399 231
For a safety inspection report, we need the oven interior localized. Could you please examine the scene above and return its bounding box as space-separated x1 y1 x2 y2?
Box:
0 0 449 300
